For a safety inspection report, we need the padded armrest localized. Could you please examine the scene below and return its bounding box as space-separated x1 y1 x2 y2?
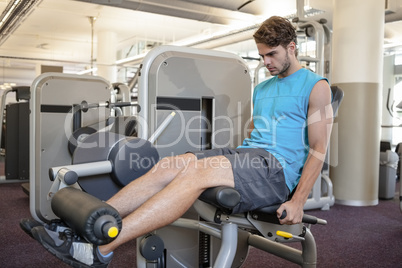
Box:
198 187 282 217
199 186 241 213
253 204 281 214
252 205 324 225
199 187 324 225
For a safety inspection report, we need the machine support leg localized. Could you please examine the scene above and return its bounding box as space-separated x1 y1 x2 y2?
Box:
301 228 317 268
213 223 237 268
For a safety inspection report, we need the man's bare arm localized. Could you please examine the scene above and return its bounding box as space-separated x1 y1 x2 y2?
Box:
277 80 333 224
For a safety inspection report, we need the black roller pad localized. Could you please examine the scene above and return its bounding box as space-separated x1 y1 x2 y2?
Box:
51 187 122 245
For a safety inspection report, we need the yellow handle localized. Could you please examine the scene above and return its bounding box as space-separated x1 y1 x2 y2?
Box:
108 226 119 238
276 230 293 239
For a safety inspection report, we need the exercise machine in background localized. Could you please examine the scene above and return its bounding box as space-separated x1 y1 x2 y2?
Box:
294 8 336 211
0 86 30 185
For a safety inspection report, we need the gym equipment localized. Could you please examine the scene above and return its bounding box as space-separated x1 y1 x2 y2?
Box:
294 18 331 80
292 11 337 211
49 132 159 201
139 89 342 267
136 45 251 157
30 46 328 267
0 86 30 183
110 82 133 117
134 46 253 267
396 143 402 212
49 129 326 266
45 130 157 245
192 187 326 267
49 133 326 266
29 73 134 222
303 86 343 210
134 46 330 267
378 144 398 200
52 187 122 245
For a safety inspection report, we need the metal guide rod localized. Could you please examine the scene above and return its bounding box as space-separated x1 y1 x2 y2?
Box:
49 160 112 181
148 111 176 144
80 100 139 112
213 223 238 268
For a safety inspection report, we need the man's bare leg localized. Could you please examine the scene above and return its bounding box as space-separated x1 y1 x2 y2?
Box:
99 155 235 255
107 153 197 217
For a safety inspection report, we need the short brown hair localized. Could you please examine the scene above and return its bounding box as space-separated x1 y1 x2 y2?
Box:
253 16 297 54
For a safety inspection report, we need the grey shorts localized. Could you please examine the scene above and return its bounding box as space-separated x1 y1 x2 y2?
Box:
191 148 289 214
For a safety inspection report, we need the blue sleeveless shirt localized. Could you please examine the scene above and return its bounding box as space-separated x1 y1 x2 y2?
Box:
239 68 328 192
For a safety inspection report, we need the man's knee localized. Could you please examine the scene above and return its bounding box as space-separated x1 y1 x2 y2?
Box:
155 153 196 171
183 156 232 177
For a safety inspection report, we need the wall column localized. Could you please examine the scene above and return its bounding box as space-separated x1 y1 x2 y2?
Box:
97 31 117 83
330 0 385 206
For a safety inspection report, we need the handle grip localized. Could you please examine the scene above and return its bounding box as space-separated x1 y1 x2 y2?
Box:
279 210 327 225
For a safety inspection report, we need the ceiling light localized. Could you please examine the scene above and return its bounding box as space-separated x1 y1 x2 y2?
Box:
0 82 16 90
0 0 43 46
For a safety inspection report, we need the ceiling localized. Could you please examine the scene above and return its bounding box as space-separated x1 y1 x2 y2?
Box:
0 0 401 87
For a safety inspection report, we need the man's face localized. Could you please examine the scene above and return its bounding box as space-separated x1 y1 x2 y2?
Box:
257 42 291 78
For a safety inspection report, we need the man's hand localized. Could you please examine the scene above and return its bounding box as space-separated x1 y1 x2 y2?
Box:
276 199 304 225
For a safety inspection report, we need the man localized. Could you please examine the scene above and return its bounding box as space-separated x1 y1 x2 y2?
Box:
24 16 332 267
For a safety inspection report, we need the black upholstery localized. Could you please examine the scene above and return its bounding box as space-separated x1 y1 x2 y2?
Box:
381 141 392 152
322 86 344 172
396 143 402 179
52 187 122 245
199 186 241 214
330 85 344 116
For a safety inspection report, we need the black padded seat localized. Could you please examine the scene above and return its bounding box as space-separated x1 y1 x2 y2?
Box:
199 186 240 214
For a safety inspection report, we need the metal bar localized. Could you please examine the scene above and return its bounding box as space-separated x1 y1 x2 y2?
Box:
248 233 304 265
213 223 238 268
301 228 317 267
170 218 221 239
49 160 112 181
